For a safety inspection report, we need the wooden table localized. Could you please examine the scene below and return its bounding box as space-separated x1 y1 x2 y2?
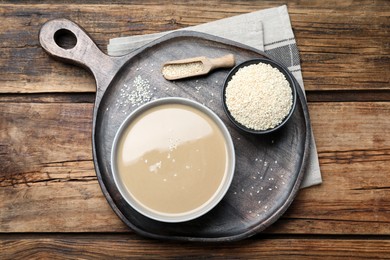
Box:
1 1 389 258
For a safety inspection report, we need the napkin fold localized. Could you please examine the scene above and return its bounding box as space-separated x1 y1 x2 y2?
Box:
108 5 322 188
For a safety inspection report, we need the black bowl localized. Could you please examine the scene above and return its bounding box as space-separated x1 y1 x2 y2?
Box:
222 58 297 134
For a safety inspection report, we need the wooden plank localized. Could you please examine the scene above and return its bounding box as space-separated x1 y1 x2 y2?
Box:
2 234 390 259
1 101 389 234
0 1 388 93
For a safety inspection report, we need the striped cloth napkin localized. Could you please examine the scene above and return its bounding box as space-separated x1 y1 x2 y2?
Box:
107 5 322 188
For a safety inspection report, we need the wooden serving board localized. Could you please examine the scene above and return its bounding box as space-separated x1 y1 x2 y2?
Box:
40 19 311 242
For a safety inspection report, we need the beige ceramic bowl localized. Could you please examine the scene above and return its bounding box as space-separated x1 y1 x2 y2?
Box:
111 97 235 223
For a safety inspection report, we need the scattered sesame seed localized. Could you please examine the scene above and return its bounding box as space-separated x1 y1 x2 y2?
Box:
117 75 153 109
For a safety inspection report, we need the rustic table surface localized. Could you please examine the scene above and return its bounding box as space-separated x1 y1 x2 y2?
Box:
1 0 389 258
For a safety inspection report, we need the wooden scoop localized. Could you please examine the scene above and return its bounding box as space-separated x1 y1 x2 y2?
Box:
162 54 235 80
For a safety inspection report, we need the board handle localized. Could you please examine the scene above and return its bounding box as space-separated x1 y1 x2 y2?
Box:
39 18 125 93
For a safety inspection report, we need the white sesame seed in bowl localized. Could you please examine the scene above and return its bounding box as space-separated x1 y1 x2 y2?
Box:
222 58 297 134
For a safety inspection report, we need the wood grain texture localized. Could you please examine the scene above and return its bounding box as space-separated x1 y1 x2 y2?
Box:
1 101 389 234
0 1 389 93
2 234 390 259
1 0 390 256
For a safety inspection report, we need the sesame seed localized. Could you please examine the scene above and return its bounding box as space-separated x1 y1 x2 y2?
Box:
118 75 153 108
225 63 293 130
162 62 203 79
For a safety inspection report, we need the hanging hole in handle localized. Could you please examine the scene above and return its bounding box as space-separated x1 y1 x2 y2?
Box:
54 29 77 49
